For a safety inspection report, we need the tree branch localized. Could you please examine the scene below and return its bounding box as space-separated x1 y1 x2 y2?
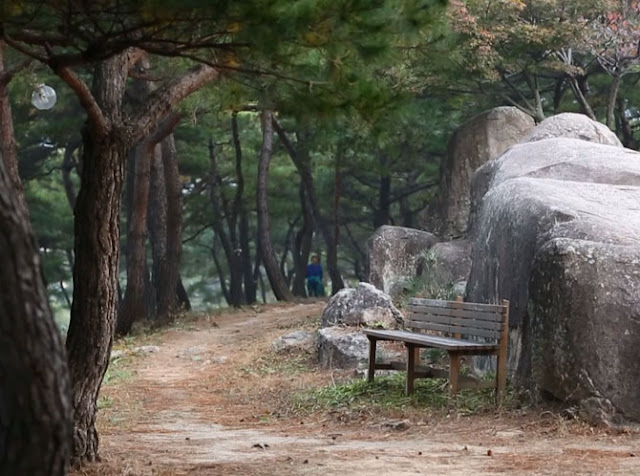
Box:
131 63 219 143
56 66 108 135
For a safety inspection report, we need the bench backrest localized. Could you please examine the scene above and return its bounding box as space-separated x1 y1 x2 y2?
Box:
407 298 509 342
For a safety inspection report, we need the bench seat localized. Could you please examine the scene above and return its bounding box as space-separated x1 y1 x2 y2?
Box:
363 329 500 353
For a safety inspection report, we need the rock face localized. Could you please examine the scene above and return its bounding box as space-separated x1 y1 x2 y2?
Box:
271 330 316 354
467 119 640 423
317 327 370 369
422 107 535 238
525 113 623 147
320 282 403 329
422 240 472 288
367 226 439 297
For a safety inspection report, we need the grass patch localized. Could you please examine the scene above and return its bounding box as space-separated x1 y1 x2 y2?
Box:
294 373 515 416
103 355 135 385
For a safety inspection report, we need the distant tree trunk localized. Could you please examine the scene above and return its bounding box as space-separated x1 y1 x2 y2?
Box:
606 72 622 130
155 134 183 321
231 112 257 304
176 275 191 310
257 111 294 301
240 211 257 303
0 40 28 217
65 54 130 465
292 183 313 297
617 96 635 149
211 236 231 305
208 138 244 307
0 146 73 476
272 118 345 294
374 156 391 228
568 75 596 120
118 141 156 335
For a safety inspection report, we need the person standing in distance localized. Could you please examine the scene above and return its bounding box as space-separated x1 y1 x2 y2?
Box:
306 254 324 297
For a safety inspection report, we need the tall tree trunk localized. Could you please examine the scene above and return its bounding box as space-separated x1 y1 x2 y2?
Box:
0 138 73 476
65 54 129 465
118 142 155 335
155 134 183 321
60 54 218 466
148 142 167 315
208 138 244 307
292 182 313 297
0 40 28 217
240 211 257 303
257 111 294 301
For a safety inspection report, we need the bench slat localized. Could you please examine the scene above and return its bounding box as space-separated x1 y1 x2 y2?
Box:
407 313 502 331
406 320 500 339
409 298 505 314
408 305 503 322
363 329 500 352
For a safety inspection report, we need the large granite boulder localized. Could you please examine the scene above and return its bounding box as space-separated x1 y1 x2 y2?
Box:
321 282 403 329
367 225 439 297
317 327 369 369
466 125 640 423
530 239 640 425
525 113 623 147
469 138 640 233
422 240 472 288
422 107 535 238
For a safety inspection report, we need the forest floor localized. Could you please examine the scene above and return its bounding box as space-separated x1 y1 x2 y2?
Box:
70 302 640 476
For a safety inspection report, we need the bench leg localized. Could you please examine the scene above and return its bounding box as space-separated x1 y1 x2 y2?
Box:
449 352 461 400
367 337 377 383
406 344 417 396
496 352 507 406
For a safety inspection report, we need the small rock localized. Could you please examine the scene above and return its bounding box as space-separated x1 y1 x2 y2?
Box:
271 331 316 354
381 420 410 431
110 350 126 360
133 345 160 354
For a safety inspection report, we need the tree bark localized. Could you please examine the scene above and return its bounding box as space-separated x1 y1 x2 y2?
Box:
155 134 183 321
617 96 635 149
176 274 191 310
118 142 155 335
148 142 168 317
0 133 73 476
208 138 244 307
257 111 294 301
65 54 130 465
606 73 622 129
292 182 313 297
568 75 596 120
0 40 29 217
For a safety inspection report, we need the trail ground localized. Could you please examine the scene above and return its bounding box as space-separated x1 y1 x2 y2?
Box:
71 302 640 476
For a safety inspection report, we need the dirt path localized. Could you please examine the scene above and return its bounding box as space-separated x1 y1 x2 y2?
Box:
74 303 640 476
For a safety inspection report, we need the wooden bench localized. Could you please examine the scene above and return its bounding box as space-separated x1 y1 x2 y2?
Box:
363 297 510 403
